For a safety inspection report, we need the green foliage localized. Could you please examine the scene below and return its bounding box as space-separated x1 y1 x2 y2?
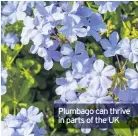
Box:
85 2 98 12
134 128 138 136
113 121 132 136
120 21 131 38
91 129 108 136
4 21 24 36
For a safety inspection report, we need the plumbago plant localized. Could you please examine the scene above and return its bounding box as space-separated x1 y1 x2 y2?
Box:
1 1 138 136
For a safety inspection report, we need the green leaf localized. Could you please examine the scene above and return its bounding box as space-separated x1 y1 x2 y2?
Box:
134 128 138 135
134 1 138 6
32 102 45 110
120 21 131 39
113 121 132 136
18 79 33 101
36 76 46 89
23 59 35 68
96 55 113 64
86 42 103 55
1 94 13 102
126 61 135 69
16 59 23 69
91 129 108 136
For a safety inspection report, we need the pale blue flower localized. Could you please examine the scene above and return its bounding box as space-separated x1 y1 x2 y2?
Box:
33 125 47 136
76 4 92 17
21 16 54 46
125 67 138 89
2 106 46 136
1 121 18 136
2 1 28 24
4 33 19 49
17 106 43 124
55 70 78 96
95 1 129 14
59 16 87 42
87 13 107 41
1 115 22 136
25 2 46 16
59 2 81 23
100 31 120 57
30 39 61 70
72 54 96 81
61 90 78 103
34 3 64 25
60 41 88 69
119 38 138 63
114 88 138 103
89 59 116 90
79 87 113 104
114 88 138 117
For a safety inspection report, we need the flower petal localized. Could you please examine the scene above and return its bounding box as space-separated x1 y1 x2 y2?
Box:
75 41 85 54
30 45 39 54
100 76 112 89
88 77 101 94
104 49 116 57
17 11 26 21
81 128 91 134
93 59 104 73
125 68 138 79
102 65 116 77
38 47 47 57
44 57 53 70
33 34 43 46
55 86 65 95
129 52 138 63
109 31 119 46
67 34 77 43
60 56 72 68
128 79 138 89
48 50 61 62
100 38 112 50
97 96 113 104
131 39 138 55
56 78 67 85
60 44 73 55
24 16 34 29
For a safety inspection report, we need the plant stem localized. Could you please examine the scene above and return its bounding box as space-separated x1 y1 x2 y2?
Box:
10 44 24 65
11 45 24 115
86 2 91 9
13 90 17 115
116 55 121 71
122 59 128 70
50 128 57 136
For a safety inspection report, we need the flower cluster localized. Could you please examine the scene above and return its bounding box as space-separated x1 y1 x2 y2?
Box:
55 31 138 105
2 1 107 70
1 106 47 136
1 1 138 135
